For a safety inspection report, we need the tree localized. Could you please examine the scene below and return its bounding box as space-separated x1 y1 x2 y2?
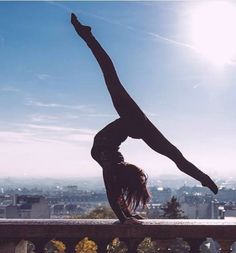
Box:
77 205 117 219
160 196 187 219
45 240 66 253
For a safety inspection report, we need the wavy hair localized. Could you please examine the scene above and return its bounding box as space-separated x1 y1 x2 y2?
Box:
118 163 151 211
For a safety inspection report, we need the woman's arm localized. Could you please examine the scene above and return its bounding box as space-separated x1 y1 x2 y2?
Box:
103 169 142 224
103 169 126 223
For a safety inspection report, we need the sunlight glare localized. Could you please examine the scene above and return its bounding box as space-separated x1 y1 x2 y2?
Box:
190 1 236 65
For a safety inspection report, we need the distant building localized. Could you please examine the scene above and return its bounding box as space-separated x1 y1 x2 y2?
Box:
0 195 50 219
66 185 78 193
17 195 50 219
150 187 172 203
181 202 211 219
147 203 163 218
223 203 236 219
179 194 216 219
0 205 19 218
216 188 236 202
53 204 64 215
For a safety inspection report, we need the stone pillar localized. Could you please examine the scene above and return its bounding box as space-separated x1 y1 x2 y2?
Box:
123 238 142 253
96 239 111 253
15 240 27 253
63 238 79 253
32 239 48 253
186 238 205 253
155 239 173 252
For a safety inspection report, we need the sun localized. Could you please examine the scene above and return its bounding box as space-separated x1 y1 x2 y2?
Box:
189 1 236 65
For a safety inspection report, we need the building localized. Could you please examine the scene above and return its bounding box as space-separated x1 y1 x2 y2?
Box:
0 195 50 219
0 205 19 218
17 195 50 219
179 194 216 219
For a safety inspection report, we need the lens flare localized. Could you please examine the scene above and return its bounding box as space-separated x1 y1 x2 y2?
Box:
190 1 236 65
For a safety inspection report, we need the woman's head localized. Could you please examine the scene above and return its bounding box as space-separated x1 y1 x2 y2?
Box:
117 162 151 211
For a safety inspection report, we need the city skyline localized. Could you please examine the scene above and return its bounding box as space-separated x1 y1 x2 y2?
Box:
0 1 235 179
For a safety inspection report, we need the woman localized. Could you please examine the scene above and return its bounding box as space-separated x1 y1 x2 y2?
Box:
71 13 218 224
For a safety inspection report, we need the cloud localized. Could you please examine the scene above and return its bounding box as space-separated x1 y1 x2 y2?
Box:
48 2 198 59
47 1 74 14
69 6 196 52
25 123 96 135
147 32 196 51
228 60 236 65
35 73 51 81
77 113 115 118
0 131 34 143
19 123 96 143
193 83 201 89
30 114 59 123
70 6 203 57
143 111 160 117
0 86 20 92
0 122 97 147
26 99 95 112
0 130 97 178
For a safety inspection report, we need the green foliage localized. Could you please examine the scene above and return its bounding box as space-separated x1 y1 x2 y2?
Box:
160 196 187 219
77 205 117 219
45 240 66 253
75 237 98 253
137 238 158 253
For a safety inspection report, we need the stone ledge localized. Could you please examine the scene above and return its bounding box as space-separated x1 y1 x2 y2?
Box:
0 219 235 240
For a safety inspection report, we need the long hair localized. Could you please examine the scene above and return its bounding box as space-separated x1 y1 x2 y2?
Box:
118 163 151 211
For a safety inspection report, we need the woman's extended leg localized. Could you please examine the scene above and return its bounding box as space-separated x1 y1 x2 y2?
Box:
71 13 145 121
141 119 218 194
71 13 218 194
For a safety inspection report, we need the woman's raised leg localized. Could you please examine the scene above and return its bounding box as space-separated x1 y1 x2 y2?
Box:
71 13 145 121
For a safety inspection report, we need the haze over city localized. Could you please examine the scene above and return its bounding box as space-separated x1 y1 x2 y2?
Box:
0 1 235 179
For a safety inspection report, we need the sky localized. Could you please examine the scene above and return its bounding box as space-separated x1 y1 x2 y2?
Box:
0 1 235 180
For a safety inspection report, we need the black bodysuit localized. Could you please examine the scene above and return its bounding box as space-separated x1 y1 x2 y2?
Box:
91 119 128 168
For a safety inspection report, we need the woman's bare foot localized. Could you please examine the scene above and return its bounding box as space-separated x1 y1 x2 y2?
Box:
71 13 91 39
201 174 218 194
177 159 218 194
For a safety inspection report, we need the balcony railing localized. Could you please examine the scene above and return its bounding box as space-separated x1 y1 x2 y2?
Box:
0 219 236 253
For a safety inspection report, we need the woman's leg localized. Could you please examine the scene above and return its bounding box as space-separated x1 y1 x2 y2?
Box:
71 13 145 121
141 118 218 194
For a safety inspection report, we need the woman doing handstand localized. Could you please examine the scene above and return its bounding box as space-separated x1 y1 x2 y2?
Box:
71 13 218 224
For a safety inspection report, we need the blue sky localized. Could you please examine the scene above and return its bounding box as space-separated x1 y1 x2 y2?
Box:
0 1 235 181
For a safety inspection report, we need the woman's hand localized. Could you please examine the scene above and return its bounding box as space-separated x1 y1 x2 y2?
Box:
122 217 143 225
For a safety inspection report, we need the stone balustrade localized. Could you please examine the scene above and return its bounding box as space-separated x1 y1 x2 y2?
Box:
0 219 236 253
